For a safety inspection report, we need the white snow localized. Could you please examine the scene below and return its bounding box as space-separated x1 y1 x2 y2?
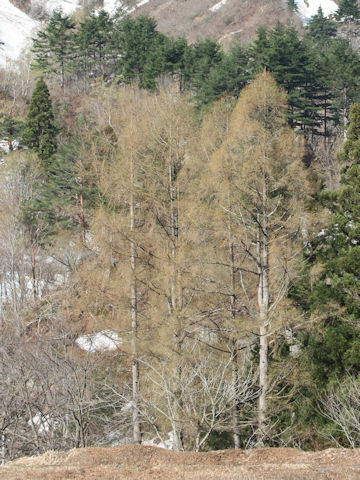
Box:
0 0 39 67
143 431 175 449
76 329 122 353
136 0 150 7
0 0 81 67
103 0 150 15
209 0 228 13
295 0 338 22
103 0 122 14
29 413 51 433
37 0 81 15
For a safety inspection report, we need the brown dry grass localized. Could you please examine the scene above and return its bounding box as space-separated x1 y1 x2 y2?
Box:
2 444 360 480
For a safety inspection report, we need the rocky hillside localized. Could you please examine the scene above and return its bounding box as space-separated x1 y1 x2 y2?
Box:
124 0 301 45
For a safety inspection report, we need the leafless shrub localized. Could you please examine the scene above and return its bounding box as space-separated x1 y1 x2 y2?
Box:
320 375 360 448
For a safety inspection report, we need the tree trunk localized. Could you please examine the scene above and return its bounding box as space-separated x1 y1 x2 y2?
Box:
169 136 184 451
31 243 37 300
343 87 348 140
79 192 86 245
1 433 6 465
232 343 241 449
257 210 269 446
227 194 241 449
130 157 141 444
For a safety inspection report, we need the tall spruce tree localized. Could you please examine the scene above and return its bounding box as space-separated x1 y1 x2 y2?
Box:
289 103 360 416
74 10 115 81
251 24 316 132
306 7 337 42
32 10 75 88
23 78 57 167
117 16 167 87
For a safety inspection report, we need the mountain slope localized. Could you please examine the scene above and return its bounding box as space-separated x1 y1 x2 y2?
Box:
0 0 339 67
120 0 301 44
0 0 38 66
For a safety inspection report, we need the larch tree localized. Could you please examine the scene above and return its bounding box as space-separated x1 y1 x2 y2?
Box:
205 72 309 445
86 86 158 445
137 91 196 449
183 95 249 449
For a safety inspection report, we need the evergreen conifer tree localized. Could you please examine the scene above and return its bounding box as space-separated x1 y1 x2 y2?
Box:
294 103 360 388
306 7 337 42
23 78 57 166
313 103 360 317
182 38 223 93
117 16 165 86
336 0 360 21
287 0 298 12
251 24 316 131
0 114 24 151
74 10 115 81
32 10 75 88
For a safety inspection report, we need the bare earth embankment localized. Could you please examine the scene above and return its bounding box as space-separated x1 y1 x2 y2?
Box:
2 445 360 480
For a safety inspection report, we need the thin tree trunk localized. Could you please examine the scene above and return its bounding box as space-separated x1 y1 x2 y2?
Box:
227 192 241 449
169 134 184 451
343 87 348 140
1 433 6 465
79 192 86 245
257 208 269 446
31 243 37 300
130 157 141 444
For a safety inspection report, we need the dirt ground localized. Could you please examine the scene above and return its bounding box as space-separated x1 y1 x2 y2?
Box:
2 445 360 480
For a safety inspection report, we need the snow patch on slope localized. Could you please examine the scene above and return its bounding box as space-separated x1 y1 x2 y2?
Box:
136 0 150 7
209 0 228 13
76 329 122 353
296 0 338 22
37 0 81 15
0 0 39 67
103 0 120 14
103 0 150 15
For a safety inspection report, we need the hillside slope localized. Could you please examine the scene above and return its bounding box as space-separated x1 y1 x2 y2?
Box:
0 0 341 66
126 0 301 45
2 444 360 479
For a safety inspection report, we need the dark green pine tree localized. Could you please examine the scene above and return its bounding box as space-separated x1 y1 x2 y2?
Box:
117 16 164 86
287 0 298 12
314 103 360 317
23 78 57 167
31 10 75 88
335 0 360 21
295 103 360 387
22 78 59 243
193 43 250 106
182 38 223 93
74 9 115 81
23 81 96 243
305 7 337 42
0 114 24 150
251 24 317 132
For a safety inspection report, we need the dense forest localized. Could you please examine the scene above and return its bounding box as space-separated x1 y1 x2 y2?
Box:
1 0 360 460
